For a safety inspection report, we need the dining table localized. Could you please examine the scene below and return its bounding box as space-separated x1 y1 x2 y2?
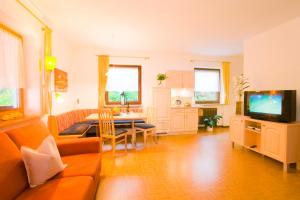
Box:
85 112 147 148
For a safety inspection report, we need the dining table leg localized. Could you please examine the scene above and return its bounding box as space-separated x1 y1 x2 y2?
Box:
131 121 136 149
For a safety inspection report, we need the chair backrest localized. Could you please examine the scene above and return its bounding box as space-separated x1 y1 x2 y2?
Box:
98 109 115 136
146 106 155 124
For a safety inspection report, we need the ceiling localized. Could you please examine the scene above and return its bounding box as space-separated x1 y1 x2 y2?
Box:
31 0 300 55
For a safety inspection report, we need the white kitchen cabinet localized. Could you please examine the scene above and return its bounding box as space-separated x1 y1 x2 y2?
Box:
166 71 182 88
184 108 199 131
170 109 185 132
170 108 198 133
152 87 171 133
182 71 195 88
166 70 194 88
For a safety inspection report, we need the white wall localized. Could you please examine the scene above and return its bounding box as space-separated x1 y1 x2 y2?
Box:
0 0 73 116
244 17 300 119
51 32 74 114
67 47 243 125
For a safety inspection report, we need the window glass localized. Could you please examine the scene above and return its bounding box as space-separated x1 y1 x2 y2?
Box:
0 25 23 112
195 68 220 103
106 65 141 104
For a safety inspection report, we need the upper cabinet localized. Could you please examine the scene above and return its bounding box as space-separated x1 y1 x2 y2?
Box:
166 70 194 88
182 71 194 88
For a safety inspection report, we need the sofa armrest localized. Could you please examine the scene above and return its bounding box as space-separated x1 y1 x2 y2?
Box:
56 137 100 156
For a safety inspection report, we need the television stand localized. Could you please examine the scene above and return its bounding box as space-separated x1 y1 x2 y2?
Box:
230 115 300 172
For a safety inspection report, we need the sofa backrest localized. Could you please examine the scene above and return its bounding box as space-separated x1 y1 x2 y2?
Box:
5 120 50 149
0 132 29 200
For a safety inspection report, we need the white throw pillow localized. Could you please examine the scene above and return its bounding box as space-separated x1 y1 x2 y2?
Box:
21 135 67 188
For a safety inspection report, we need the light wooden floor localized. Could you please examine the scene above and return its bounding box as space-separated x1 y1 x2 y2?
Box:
96 128 300 200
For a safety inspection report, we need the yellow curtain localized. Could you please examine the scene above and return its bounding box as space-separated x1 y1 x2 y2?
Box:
42 27 52 114
98 55 110 108
222 62 230 105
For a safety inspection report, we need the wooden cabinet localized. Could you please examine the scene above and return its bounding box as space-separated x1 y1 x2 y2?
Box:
184 108 198 131
170 109 185 132
170 108 198 133
230 116 300 171
153 87 171 133
166 70 194 88
156 120 170 133
182 71 194 88
166 71 182 88
152 87 198 134
230 116 244 145
261 123 285 162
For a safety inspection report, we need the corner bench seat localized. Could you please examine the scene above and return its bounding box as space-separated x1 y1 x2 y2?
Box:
48 109 98 139
59 123 91 136
48 108 145 139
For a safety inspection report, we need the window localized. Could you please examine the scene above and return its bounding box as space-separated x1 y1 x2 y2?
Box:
0 25 24 113
105 65 141 105
194 68 220 104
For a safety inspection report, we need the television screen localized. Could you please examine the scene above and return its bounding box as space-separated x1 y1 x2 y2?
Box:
249 94 282 115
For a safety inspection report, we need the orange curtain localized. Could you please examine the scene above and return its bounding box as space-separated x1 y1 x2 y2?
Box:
222 62 230 105
98 55 110 108
42 27 53 114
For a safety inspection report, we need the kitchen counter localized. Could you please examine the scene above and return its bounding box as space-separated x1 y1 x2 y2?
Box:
170 106 198 109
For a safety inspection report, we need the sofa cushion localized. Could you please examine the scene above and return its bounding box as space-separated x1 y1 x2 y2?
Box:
21 135 67 188
56 153 101 180
59 123 90 136
76 120 98 125
54 109 98 134
16 176 94 200
6 120 50 149
0 133 29 200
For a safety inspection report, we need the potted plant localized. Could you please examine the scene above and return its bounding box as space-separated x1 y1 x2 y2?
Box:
203 115 223 132
156 73 167 86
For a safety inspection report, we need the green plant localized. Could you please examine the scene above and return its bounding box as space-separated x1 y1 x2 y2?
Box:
156 73 167 85
203 115 223 128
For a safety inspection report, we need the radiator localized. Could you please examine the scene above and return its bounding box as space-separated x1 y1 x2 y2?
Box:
198 108 218 126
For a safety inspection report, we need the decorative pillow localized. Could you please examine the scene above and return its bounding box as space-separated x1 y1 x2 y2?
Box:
20 135 67 188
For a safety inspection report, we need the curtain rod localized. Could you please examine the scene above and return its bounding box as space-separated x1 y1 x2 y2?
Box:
16 0 50 28
190 59 230 63
97 55 150 60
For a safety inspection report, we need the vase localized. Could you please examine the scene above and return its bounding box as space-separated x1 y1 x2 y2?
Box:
207 126 213 132
157 81 166 87
236 101 242 115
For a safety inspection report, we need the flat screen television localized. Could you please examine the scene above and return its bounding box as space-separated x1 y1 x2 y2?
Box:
244 90 296 122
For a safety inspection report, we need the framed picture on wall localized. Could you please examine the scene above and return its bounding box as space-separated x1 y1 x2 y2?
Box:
54 68 68 92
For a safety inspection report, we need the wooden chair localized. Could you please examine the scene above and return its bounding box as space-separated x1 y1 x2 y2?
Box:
135 107 157 146
98 109 127 154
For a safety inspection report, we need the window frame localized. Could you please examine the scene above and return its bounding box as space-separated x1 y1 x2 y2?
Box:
194 68 221 104
0 24 24 114
0 89 24 113
105 64 142 105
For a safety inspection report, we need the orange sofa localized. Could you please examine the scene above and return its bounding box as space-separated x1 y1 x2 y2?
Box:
0 119 101 200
